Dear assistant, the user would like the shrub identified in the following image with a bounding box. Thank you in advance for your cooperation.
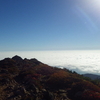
[47,70,69,89]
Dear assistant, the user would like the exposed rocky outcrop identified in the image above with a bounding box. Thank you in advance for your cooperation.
[12,55,23,62]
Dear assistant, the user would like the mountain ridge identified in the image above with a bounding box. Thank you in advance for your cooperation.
[83,73,100,80]
[0,55,100,100]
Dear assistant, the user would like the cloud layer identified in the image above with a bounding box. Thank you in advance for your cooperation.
[0,50,100,75]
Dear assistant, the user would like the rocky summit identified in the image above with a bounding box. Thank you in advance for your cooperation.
[0,56,100,100]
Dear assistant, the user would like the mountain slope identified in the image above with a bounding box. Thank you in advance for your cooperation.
[0,56,100,100]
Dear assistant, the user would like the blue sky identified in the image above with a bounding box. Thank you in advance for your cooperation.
[0,0,100,51]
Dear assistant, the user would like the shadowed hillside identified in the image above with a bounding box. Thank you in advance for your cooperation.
[0,55,100,100]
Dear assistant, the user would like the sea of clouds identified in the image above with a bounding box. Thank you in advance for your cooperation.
[0,50,100,75]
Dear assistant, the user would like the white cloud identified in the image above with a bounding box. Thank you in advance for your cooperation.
[0,50,100,75]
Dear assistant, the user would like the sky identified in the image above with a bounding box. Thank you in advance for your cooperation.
[0,0,100,51]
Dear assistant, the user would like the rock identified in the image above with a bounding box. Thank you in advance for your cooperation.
[59,89,67,93]
[13,95,21,100]
[5,85,14,91]
[42,89,47,92]
[20,86,27,94]
[42,90,54,100]
[59,93,68,100]
[74,91,83,99]
[31,84,39,93]
[12,55,23,62]
[57,90,70,100]
[30,58,40,64]
[13,86,27,97]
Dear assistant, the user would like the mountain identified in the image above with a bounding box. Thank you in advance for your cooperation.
[83,74,100,80]
[0,56,100,100]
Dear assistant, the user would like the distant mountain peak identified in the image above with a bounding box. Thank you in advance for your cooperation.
[83,73,100,80]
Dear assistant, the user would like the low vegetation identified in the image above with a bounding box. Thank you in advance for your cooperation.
[0,55,100,100]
